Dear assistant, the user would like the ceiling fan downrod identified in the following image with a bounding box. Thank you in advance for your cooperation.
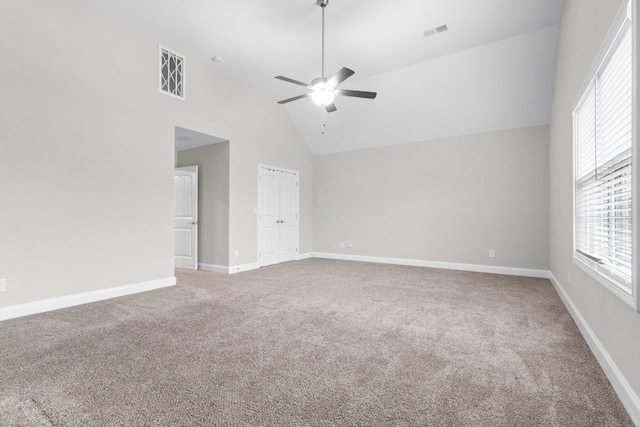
[319,0,328,79]
[274,0,377,112]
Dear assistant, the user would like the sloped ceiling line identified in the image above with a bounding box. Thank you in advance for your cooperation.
[84,0,566,155]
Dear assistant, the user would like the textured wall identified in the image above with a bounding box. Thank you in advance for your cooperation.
[549,0,640,405]
[177,143,230,267]
[0,0,312,307]
[0,0,175,306]
[314,126,550,270]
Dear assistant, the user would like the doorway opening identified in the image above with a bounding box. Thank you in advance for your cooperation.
[174,127,229,270]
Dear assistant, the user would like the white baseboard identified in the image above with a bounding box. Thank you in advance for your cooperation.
[549,273,640,425]
[298,252,313,260]
[198,263,229,274]
[199,262,260,274]
[0,276,176,322]
[228,262,260,274]
[312,252,550,279]
[3,259,637,424]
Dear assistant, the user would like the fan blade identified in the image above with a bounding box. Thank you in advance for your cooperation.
[327,67,355,87]
[275,76,312,88]
[325,103,337,113]
[337,89,377,99]
[278,93,310,104]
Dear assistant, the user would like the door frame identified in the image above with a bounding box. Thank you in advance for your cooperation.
[257,164,300,267]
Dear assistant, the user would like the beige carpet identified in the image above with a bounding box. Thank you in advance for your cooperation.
[0,259,633,426]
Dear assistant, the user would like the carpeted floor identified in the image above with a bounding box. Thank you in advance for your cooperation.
[0,259,634,426]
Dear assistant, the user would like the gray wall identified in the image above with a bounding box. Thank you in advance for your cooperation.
[227,123,314,265]
[0,0,312,307]
[550,0,640,402]
[314,126,550,270]
[177,143,230,267]
[0,0,174,306]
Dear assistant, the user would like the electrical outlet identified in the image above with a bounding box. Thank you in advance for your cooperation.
[234,250,239,258]
[0,279,6,292]
[347,243,353,248]
[339,242,345,248]
[489,250,495,258]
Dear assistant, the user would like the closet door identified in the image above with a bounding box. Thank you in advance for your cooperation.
[259,166,299,267]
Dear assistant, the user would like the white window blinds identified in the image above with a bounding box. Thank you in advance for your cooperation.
[574,10,633,293]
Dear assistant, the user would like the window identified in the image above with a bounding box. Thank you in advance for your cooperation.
[573,0,636,309]
[159,45,185,100]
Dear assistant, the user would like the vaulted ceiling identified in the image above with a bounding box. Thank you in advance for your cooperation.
[85,0,566,155]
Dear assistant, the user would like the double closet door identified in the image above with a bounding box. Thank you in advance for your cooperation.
[259,166,299,267]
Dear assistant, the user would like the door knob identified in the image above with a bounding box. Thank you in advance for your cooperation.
[190,221,198,225]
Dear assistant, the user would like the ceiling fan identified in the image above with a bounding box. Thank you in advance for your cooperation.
[275,0,377,113]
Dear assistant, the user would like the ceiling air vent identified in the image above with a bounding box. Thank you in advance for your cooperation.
[159,45,185,100]
[424,24,449,38]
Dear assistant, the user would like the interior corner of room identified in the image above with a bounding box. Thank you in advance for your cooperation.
[0,0,639,425]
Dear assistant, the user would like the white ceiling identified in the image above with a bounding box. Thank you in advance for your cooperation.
[85,0,566,155]
[175,126,227,152]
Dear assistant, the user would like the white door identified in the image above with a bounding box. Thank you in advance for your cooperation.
[259,166,299,267]
[174,166,198,269]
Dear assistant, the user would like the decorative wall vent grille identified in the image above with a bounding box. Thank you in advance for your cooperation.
[159,45,185,99]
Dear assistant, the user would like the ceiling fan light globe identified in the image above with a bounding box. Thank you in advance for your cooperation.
[311,89,335,106]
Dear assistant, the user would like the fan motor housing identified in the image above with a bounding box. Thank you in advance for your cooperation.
[311,77,329,87]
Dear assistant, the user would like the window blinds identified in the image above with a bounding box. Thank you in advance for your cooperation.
[574,18,633,291]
